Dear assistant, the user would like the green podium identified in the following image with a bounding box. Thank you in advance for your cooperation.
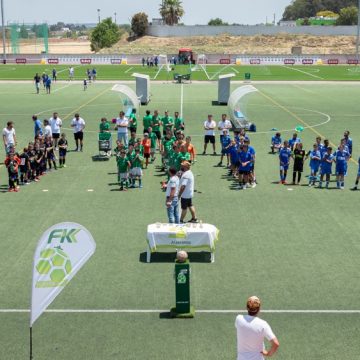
[170,259,195,318]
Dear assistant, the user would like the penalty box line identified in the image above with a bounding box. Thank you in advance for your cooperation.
[1,309,360,314]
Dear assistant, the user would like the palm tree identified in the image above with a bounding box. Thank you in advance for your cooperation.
[159,0,185,26]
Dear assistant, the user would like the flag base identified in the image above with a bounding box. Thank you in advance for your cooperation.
[170,306,195,318]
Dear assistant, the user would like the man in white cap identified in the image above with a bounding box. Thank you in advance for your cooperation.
[235,296,279,360]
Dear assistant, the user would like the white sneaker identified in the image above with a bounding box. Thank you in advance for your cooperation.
[251,183,256,188]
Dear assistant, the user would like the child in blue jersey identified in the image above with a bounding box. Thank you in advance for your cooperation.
[218,129,231,167]
[319,147,334,188]
[244,139,256,187]
[237,144,253,189]
[315,136,324,154]
[271,132,282,154]
[351,156,360,190]
[335,144,350,189]
[308,144,321,186]
[229,140,238,177]
[288,133,300,151]
[279,141,291,184]
[320,139,329,158]
[343,130,352,157]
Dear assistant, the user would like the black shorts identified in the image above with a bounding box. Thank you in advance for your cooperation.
[181,197,193,210]
[154,130,161,140]
[144,153,150,159]
[293,163,303,172]
[239,170,250,175]
[204,135,215,144]
[129,127,137,134]
[52,133,60,139]
[59,150,67,157]
[74,132,84,141]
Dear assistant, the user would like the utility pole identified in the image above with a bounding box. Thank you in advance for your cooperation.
[1,0,6,63]
[114,12,117,24]
[97,9,101,24]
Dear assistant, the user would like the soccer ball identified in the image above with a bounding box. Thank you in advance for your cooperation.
[36,247,72,285]
[176,250,188,263]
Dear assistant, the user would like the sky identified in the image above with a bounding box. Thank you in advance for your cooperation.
[3,0,292,25]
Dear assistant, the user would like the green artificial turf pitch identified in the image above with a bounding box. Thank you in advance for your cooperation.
[0,81,360,359]
[2,63,360,81]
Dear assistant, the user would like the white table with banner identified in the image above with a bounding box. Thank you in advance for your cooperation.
[146,223,219,263]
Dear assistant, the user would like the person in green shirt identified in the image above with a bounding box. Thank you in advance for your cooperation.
[143,110,153,134]
[178,144,191,165]
[151,110,162,148]
[116,150,131,191]
[129,109,137,134]
[174,111,185,133]
[128,132,137,147]
[148,127,157,162]
[129,147,144,188]
[99,117,110,133]
[161,110,174,136]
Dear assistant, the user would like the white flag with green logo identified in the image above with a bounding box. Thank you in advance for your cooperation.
[30,222,96,326]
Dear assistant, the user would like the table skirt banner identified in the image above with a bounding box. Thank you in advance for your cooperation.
[147,223,219,253]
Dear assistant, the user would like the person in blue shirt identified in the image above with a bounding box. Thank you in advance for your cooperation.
[45,76,51,94]
[351,156,360,190]
[244,138,256,187]
[343,130,352,157]
[308,144,321,186]
[279,141,292,184]
[92,68,97,81]
[288,133,300,151]
[320,139,329,158]
[271,132,282,154]
[32,115,43,138]
[334,144,350,189]
[315,136,324,154]
[229,140,238,177]
[237,144,253,190]
[319,147,334,189]
[218,129,231,167]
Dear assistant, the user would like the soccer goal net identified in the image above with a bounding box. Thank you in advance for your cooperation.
[191,54,209,79]
[154,54,171,79]
[228,85,258,129]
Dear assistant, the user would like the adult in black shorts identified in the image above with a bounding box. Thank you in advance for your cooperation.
[202,114,216,155]
[292,142,306,185]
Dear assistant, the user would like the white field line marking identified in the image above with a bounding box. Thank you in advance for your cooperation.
[1,309,360,314]
[57,65,82,74]
[209,64,232,80]
[180,83,184,119]
[231,67,239,74]
[125,66,134,74]
[52,83,71,93]
[283,65,324,80]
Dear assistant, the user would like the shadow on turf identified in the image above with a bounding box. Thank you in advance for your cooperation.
[139,251,212,263]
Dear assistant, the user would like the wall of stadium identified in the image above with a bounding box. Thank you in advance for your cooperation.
[147,25,358,37]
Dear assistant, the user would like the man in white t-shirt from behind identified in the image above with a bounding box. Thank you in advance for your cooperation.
[235,296,279,360]
[49,112,62,150]
[2,121,16,154]
[70,113,86,151]
[203,114,217,156]
[165,167,180,224]
[178,161,197,223]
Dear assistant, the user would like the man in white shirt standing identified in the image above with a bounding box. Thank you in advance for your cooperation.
[115,111,129,146]
[235,296,279,360]
[178,161,197,223]
[70,113,86,152]
[202,114,217,156]
[2,121,16,154]
[49,112,62,150]
[218,113,232,142]
[165,167,180,224]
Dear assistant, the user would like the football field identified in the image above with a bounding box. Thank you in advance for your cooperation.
[0,80,360,359]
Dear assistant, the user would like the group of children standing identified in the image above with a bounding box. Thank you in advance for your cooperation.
[273,131,358,189]
[4,120,68,192]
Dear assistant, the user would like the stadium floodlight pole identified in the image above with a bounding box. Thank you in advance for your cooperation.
[357,0,360,61]
[97,9,101,24]
[1,0,6,63]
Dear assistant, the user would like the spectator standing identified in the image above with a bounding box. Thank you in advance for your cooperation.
[202,114,216,155]
[32,115,43,138]
[34,73,41,94]
[70,113,86,152]
[178,161,197,223]
[49,112,62,150]
[2,121,16,154]
[165,167,180,224]
[218,114,232,143]
[43,119,52,139]
[115,111,129,146]
[235,296,279,360]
